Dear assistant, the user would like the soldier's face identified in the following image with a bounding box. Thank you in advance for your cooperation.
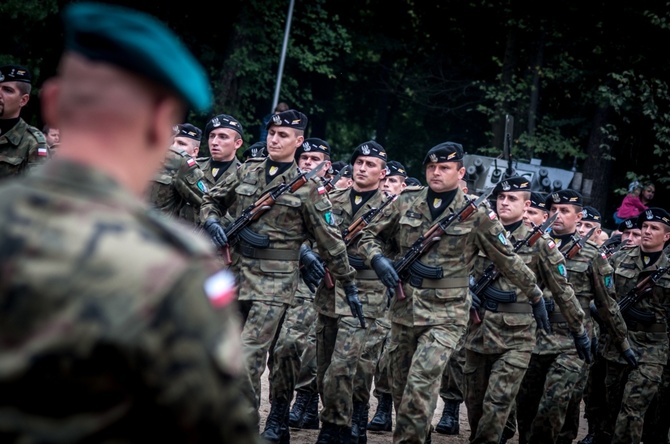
[172,136,199,157]
[425,162,465,193]
[382,175,406,195]
[548,204,581,235]
[46,128,60,147]
[0,81,29,119]
[298,152,329,177]
[577,220,601,240]
[267,126,303,163]
[639,221,670,252]
[352,156,386,192]
[208,128,242,162]
[523,207,548,228]
[496,191,529,224]
[621,228,642,247]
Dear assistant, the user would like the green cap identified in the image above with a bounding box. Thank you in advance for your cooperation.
[63,2,212,112]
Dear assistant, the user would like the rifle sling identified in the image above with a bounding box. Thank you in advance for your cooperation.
[486,302,532,314]
[409,276,468,289]
[548,299,592,323]
[238,244,300,261]
[355,269,379,280]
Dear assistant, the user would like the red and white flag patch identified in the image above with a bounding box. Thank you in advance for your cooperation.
[37,147,48,157]
[488,210,498,220]
[204,270,237,308]
[187,157,196,167]
[317,185,326,195]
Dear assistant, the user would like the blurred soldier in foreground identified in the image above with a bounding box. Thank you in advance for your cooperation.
[0,3,260,443]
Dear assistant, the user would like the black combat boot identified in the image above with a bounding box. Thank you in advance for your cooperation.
[350,402,365,444]
[316,422,340,444]
[338,425,352,444]
[578,433,594,444]
[300,391,320,429]
[358,404,369,444]
[261,399,290,443]
[435,400,460,435]
[367,393,392,432]
[289,390,310,428]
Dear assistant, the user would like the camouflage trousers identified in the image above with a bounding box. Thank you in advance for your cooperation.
[316,313,369,426]
[240,300,288,412]
[464,348,532,444]
[390,322,463,444]
[269,295,318,402]
[354,316,390,404]
[641,359,670,443]
[372,317,392,398]
[516,352,584,444]
[440,344,466,403]
[582,351,608,437]
[559,358,592,442]
[605,359,663,444]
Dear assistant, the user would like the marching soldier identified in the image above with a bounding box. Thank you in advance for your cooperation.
[358,142,551,444]
[199,113,244,185]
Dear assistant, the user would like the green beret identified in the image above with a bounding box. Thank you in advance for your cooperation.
[618,217,638,231]
[581,206,602,223]
[205,114,244,138]
[0,65,32,84]
[297,138,331,158]
[423,142,464,165]
[350,140,387,164]
[267,109,308,130]
[529,192,548,212]
[545,189,583,210]
[637,207,670,228]
[63,2,212,112]
[493,175,531,196]
[174,123,202,141]
[242,141,267,160]
[386,160,407,178]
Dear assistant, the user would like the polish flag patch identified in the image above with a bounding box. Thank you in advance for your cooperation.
[548,240,556,249]
[317,185,326,195]
[488,210,497,220]
[204,270,237,308]
[37,147,48,157]
[187,158,196,167]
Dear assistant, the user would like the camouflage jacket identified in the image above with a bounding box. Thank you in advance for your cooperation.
[604,246,669,365]
[0,118,50,180]
[314,187,390,319]
[466,222,584,354]
[147,146,208,223]
[198,156,240,186]
[358,187,542,334]
[0,159,261,443]
[200,158,355,304]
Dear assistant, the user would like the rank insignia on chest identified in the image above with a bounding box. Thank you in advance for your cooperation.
[498,232,508,245]
[211,167,219,177]
[269,166,279,176]
[558,264,567,277]
[643,255,651,265]
[433,198,442,208]
[355,195,362,205]
[553,238,562,249]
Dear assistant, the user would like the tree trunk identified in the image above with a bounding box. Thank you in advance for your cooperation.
[581,105,613,216]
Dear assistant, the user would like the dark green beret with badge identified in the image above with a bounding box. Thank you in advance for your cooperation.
[405,177,422,187]
[493,175,531,196]
[529,192,548,211]
[0,65,32,84]
[331,160,352,178]
[296,138,330,158]
[581,206,602,223]
[174,123,202,141]
[266,109,308,130]
[62,2,212,112]
[350,140,387,164]
[423,141,464,165]
[545,189,583,210]
[386,160,407,178]
[242,141,267,161]
[205,114,243,138]
[618,217,638,231]
[636,207,670,228]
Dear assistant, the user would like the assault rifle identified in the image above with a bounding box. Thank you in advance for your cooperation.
[220,161,327,264]
[469,212,558,324]
[617,245,670,314]
[601,238,630,259]
[559,226,597,260]
[391,188,494,300]
[323,166,345,193]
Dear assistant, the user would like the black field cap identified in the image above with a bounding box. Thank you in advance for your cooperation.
[386,160,407,178]
[405,177,422,187]
[350,140,387,164]
[0,65,32,84]
[493,175,531,196]
[205,114,244,138]
[637,207,670,228]
[62,2,211,112]
[297,138,330,157]
[242,141,267,160]
[266,109,308,130]
[545,189,583,210]
[581,206,602,223]
[331,160,352,178]
[423,142,464,165]
[529,192,548,211]
[618,217,638,231]
[174,123,202,141]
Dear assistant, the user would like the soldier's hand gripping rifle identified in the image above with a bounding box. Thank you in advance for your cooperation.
[600,238,630,259]
[469,212,558,324]
[617,244,670,314]
[391,188,494,300]
[219,161,327,265]
[560,225,597,260]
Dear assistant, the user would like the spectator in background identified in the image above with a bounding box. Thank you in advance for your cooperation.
[614,180,652,224]
[43,124,60,151]
[259,101,289,143]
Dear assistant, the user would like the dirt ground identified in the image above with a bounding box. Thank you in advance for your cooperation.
[258,368,589,444]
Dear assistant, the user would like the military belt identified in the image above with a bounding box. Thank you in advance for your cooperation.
[626,321,667,333]
[410,276,469,289]
[355,269,379,280]
[490,302,532,314]
[238,245,299,261]
[549,310,590,324]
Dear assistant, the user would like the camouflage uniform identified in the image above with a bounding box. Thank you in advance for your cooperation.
[516,237,630,444]
[0,159,260,443]
[358,187,545,444]
[603,246,670,444]
[198,155,240,187]
[199,158,356,415]
[148,146,208,225]
[314,187,389,428]
[0,118,50,179]
[466,222,585,444]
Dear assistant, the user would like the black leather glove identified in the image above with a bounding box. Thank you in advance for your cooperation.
[622,348,638,368]
[203,217,228,248]
[371,254,399,290]
[573,331,593,364]
[299,245,325,292]
[470,289,481,312]
[531,297,552,335]
[344,283,366,328]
